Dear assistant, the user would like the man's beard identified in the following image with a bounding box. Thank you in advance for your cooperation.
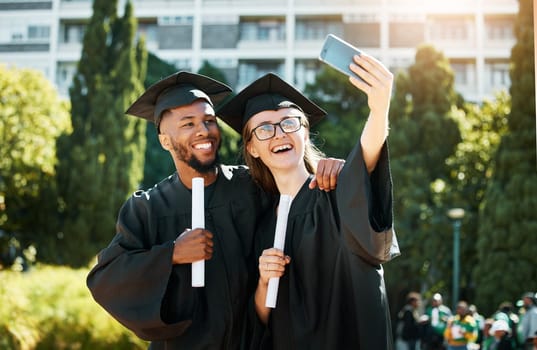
[172,139,220,174]
[188,153,220,173]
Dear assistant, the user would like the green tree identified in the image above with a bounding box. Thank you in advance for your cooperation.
[0,65,70,268]
[145,51,178,86]
[198,61,228,85]
[440,92,510,304]
[384,45,461,304]
[54,0,147,266]
[474,0,537,315]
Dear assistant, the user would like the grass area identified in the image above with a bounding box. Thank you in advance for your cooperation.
[0,265,148,350]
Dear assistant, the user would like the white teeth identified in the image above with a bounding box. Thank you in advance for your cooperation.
[272,144,292,153]
[194,142,211,150]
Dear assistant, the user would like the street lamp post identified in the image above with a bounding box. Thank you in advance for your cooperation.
[447,208,465,311]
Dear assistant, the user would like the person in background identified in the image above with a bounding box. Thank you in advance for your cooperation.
[444,301,478,350]
[423,293,452,350]
[470,304,485,346]
[86,71,343,349]
[493,301,521,349]
[217,50,398,349]
[483,319,514,350]
[397,292,423,350]
[481,318,495,350]
[519,292,537,350]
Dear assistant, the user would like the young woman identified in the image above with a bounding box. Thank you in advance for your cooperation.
[218,53,399,349]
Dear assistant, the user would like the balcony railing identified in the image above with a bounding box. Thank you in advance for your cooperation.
[0,0,52,10]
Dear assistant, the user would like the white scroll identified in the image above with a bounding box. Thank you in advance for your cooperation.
[265,194,292,308]
[191,177,205,287]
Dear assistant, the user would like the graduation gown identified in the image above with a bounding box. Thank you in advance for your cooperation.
[251,141,400,350]
[87,165,266,349]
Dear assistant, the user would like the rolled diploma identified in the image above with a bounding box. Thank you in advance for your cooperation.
[265,194,292,308]
[191,177,205,287]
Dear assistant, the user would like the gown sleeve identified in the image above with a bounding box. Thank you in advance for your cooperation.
[86,193,192,341]
[336,140,400,265]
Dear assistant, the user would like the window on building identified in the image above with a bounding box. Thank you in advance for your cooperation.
[294,59,321,89]
[62,23,85,44]
[159,16,193,26]
[485,19,514,41]
[429,18,469,41]
[239,19,285,42]
[389,22,425,47]
[137,23,158,44]
[28,25,50,41]
[237,60,284,87]
[451,60,476,89]
[452,62,468,85]
[295,18,342,41]
[343,22,381,47]
[488,61,510,86]
[56,61,77,96]
[11,33,24,42]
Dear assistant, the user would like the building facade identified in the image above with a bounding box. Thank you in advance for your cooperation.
[0,0,518,102]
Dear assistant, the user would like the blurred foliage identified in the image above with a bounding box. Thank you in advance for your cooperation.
[304,66,369,157]
[0,265,147,349]
[0,65,71,269]
[474,0,537,316]
[381,44,463,310]
[53,0,147,266]
[442,92,510,306]
[140,52,177,189]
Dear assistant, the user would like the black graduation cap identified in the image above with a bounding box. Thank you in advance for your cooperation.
[126,71,232,129]
[217,73,327,134]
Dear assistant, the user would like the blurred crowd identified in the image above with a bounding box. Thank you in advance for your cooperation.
[395,291,537,350]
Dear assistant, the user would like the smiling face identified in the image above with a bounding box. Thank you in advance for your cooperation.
[158,99,221,174]
[245,107,308,173]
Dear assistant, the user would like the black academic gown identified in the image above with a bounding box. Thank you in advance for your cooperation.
[251,141,400,350]
[87,165,267,349]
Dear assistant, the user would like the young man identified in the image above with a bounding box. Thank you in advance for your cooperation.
[86,71,342,349]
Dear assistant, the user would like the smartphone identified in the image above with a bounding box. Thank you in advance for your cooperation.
[318,34,363,81]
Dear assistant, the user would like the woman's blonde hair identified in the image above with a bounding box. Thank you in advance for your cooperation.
[242,114,325,194]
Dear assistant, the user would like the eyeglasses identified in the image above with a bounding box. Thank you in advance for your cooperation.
[250,116,303,141]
